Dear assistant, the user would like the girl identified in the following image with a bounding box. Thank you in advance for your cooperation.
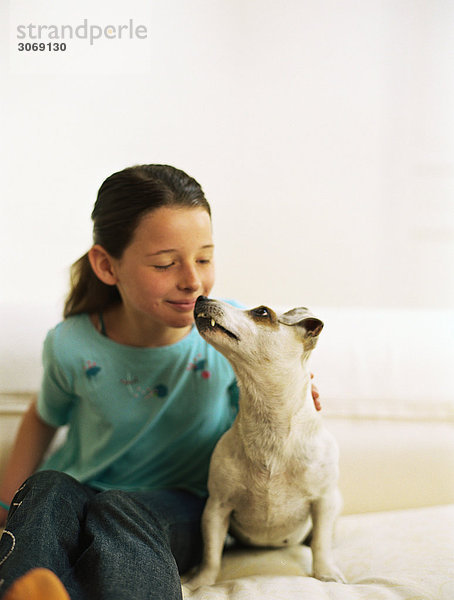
[0,164,320,600]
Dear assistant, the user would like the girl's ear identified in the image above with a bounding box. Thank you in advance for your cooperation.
[88,245,118,286]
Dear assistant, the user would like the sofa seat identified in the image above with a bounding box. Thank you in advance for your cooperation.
[183,503,454,599]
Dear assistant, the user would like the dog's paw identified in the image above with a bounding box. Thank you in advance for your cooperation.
[313,562,346,583]
[182,569,217,592]
[182,582,201,598]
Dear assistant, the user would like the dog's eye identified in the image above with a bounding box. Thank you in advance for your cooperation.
[252,306,270,318]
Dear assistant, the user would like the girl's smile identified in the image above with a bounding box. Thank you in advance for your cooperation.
[167,299,199,312]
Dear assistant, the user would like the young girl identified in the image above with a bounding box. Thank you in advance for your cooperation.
[0,164,320,600]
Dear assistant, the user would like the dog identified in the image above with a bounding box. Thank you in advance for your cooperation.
[184,296,345,591]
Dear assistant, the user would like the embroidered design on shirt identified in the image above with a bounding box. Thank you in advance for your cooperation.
[120,374,168,400]
[187,354,211,379]
[120,376,139,386]
[146,384,168,398]
[84,360,101,378]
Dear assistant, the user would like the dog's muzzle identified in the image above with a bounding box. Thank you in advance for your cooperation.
[194,296,240,341]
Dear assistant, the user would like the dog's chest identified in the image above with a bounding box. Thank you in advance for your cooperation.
[227,463,313,546]
[238,451,325,504]
[239,427,334,496]
[209,421,337,546]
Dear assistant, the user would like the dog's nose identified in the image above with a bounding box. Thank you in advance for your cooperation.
[195,296,209,312]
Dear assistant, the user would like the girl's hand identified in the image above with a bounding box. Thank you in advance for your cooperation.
[311,373,321,411]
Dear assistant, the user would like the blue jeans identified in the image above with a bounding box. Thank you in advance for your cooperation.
[0,471,206,599]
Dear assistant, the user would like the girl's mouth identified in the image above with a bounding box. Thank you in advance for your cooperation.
[167,300,197,312]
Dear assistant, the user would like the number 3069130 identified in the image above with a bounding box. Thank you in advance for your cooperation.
[18,42,67,51]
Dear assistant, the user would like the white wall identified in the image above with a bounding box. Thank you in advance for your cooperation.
[1,0,454,392]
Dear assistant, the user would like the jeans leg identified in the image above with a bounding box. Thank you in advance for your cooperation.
[0,470,96,598]
[0,476,206,600]
[67,489,206,600]
[132,488,206,574]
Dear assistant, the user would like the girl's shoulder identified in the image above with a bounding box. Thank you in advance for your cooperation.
[46,313,93,342]
[43,313,98,361]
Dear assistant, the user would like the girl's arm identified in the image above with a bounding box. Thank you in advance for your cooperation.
[0,399,57,526]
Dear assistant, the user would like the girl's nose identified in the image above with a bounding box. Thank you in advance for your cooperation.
[177,264,201,292]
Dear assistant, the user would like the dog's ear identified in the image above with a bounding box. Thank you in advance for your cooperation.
[278,308,324,337]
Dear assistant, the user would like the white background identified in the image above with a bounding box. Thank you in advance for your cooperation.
[1,0,454,391]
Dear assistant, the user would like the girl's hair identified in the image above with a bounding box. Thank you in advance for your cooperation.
[64,164,211,318]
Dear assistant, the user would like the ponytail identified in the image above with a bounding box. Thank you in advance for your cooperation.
[63,253,120,318]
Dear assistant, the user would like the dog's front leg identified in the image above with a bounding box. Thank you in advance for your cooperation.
[310,491,346,583]
[183,496,231,591]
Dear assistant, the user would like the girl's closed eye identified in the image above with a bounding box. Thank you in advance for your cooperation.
[153,263,175,271]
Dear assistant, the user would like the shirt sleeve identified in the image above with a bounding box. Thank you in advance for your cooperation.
[37,328,75,427]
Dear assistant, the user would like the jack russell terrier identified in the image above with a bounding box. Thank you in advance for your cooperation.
[184,297,345,591]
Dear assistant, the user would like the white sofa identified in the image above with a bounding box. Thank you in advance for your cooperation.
[1,306,454,600]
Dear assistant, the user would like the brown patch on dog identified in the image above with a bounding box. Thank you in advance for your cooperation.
[248,306,279,328]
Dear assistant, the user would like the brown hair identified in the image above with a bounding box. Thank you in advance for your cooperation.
[64,164,211,318]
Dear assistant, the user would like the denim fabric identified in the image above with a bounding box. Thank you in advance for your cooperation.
[0,471,206,599]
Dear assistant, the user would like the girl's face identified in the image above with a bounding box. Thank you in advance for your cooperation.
[109,206,215,341]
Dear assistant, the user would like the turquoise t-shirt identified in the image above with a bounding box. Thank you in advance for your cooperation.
[37,313,238,497]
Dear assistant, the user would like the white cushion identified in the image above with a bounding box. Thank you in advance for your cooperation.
[183,504,454,599]
[329,418,454,513]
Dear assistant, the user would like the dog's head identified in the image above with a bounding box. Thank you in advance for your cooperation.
[194,296,323,369]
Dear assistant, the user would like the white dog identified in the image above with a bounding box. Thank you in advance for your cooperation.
[185,297,345,591]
